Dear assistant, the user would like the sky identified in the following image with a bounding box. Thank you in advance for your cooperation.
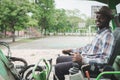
[54,0,107,17]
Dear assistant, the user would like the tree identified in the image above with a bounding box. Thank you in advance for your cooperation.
[52,9,68,34]
[85,17,95,27]
[65,9,85,32]
[0,0,31,42]
[35,0,55,36]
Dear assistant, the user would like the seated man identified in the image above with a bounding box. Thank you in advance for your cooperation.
[54,6,114,80]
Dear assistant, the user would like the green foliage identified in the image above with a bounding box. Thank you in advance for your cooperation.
[52,9,85,33]
[0,0,91,39]
[0,0,32,42]
[85,17,95,28]
[34,0,55,35]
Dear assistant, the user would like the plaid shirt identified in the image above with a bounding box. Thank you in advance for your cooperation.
[81,27,114,63]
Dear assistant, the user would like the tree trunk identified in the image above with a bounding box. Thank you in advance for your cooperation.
[11,27,16,42]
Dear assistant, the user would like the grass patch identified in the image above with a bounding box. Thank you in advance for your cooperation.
[0,37,42,49]
[9,38,40,46]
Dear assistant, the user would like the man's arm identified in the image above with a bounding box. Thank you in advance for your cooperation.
[62,49,73,55]
[101,33,114,57]
[62,44,91,55]
[72,52,83,63]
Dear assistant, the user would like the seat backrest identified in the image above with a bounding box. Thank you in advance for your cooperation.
[108,33,120,65]
[108,13,120,66]
[112,56,120,80]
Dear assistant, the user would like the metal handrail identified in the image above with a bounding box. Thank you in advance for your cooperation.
[96,71,120,80]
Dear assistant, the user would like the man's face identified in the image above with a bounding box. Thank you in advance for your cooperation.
[95,13,109,29]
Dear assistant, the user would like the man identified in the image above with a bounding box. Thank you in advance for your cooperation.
[54,6,114,80]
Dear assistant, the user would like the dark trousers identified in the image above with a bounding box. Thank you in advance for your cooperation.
[54,56,73,80]
[54,56,118,80]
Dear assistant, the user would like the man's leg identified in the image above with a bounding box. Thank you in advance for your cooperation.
[56,56,72,63]
[54,61,73,80]
[54,56,73,80]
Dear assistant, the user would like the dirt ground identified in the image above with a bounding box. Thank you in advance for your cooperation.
[1,36,93,80]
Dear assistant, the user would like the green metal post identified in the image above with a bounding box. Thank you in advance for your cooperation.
[96,71,120,80]
[108,0,117,30]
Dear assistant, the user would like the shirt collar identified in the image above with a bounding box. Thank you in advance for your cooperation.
[97,27,110,34]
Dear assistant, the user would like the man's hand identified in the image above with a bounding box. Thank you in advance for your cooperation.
[72,52,82,63]
[62,49,72,55]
